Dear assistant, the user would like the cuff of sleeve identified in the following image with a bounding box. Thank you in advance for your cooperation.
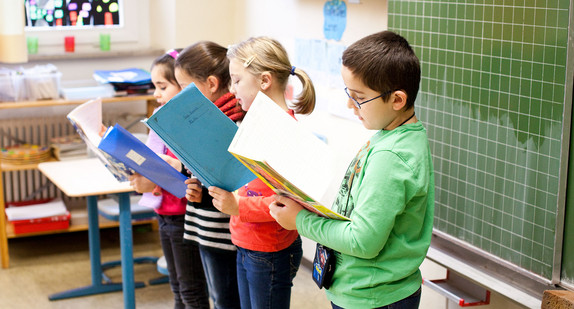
[295,209,313,232]
[237,196,247,220]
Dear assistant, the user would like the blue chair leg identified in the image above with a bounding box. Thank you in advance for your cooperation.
[148,275,170,285]
[148,256,169,285]
[101,257,160,285]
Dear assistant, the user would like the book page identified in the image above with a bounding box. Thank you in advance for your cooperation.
[66,98,103,147]
[229,92,336,207]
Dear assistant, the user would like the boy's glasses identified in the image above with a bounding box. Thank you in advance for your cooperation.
[344,87,393,109]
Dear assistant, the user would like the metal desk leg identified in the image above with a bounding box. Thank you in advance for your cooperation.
[49,196,123,300]
[118,192,136,309]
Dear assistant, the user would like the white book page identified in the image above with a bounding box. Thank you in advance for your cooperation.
[66,98,103,147]
[229,92,336,206]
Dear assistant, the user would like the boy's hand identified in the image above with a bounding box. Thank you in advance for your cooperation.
[208,187,239,216]
[129,173,157,193]
[269,195,303,230]
[185,178,203,203]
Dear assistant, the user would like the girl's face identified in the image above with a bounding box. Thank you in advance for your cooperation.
[341,65,396,130]
[174,68,217,102]
[229,58,261,111]
[151,65,181,105]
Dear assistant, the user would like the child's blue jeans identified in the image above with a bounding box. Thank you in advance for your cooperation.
[198,245,240,309]
[236,236,303,309]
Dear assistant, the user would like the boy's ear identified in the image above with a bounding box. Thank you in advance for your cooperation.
[206,75,220,95]
[260,71,272,91]
[392,90,408,111]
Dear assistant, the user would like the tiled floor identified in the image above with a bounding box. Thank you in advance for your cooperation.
[0,224,330,309]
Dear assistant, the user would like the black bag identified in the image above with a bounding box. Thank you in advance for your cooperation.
[312,243,335,289]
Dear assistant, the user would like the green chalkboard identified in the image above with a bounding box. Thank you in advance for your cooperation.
[388,1,572,282]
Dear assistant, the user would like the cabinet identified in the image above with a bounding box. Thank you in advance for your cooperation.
[0,95,158,268]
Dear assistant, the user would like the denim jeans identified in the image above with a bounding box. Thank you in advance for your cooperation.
[236,236,303,309]
[331,287,422,309]
[158,214,209,309]
[198,245,240,309]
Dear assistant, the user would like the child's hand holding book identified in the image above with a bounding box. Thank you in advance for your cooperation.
[269,194,303,230]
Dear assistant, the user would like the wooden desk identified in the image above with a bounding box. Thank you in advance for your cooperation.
[38,158,140,309]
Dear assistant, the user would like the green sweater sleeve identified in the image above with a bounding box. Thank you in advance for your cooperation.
[296,150,414,259]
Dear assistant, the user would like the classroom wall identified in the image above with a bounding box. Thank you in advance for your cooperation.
[149,0,241,50]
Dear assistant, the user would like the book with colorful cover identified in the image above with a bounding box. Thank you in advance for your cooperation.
[144,83,256,192]
[228,92,350,221]
[66,98,133,182]
[98,123,188,198]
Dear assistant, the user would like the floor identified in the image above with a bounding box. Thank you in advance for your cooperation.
[0,224,330,309]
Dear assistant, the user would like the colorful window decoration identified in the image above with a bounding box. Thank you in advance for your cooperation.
[25,0,121,28]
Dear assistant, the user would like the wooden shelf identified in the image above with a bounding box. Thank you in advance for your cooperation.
[0,94,155,110]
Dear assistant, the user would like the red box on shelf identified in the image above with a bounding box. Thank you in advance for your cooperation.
[10,212,71,235]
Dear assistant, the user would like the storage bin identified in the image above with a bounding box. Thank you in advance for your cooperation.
[0,69,26,102]
[23,68,62,101]
[11,212,71,234]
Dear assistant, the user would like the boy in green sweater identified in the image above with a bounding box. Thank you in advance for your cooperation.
[269,31,435,309]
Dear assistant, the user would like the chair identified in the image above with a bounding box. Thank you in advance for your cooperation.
[148,255,170,285]
[97,195,166,286]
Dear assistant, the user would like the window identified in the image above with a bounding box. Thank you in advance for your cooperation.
[23,0,149,54]
[25,0,122,28]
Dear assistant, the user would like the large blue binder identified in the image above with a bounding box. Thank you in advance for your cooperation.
[144,84,255,192]
[98,124,188,198]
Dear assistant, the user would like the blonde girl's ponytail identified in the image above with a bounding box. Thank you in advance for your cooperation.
[289,66,316,115]
[228,37,316,115]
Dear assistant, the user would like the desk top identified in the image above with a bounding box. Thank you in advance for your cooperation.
[38,158,133,197]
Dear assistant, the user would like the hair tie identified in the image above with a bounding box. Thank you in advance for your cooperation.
[290,66,296,76]
[166,49,179,59]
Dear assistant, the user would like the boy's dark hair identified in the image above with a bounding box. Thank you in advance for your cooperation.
[175,41,231,91]
[151,48,182,86]
[342,31,420,110]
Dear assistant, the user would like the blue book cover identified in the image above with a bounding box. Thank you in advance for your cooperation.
[98,123,188,198]
[93,68,151,85]
[144,84,256,192]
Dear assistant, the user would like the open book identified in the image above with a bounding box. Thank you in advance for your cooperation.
[66,98,133,182]
[144,84,256,192]
[228,92,350,220]
[98,123,188,198]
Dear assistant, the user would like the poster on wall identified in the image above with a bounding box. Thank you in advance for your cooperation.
[323,0,347,41]
[25,0,122,28]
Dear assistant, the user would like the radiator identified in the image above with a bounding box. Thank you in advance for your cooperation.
[1,112,137,204]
